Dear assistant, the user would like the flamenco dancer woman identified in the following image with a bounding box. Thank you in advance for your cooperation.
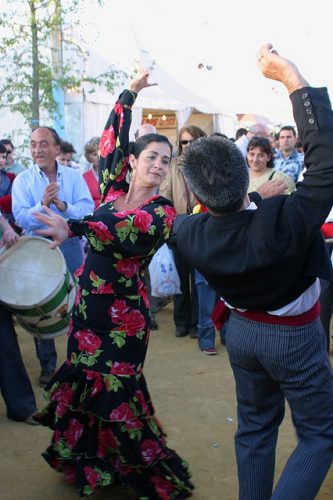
[33,70,194,499]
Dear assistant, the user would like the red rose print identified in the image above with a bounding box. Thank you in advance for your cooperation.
[100,125,116,158]
[125,417,144,430]
[53,430,61,444]
[151,476,174,499]
[116,161,128,183]
[51,383,74,417]
[63,418,84,449]
[140,439,161,464]
[121,309,145,336]
[114,219,130,230]
[99,282,114,293]
[91,282,114,294]
[138,279,150,308]
[108,299,129,322]
[67,319,73,338]
[87,221,114,243]
[85,370,103,397]
[97,428,118,458]
[134,389,150,415]
[133,210,153,233]
[89,270,99,282]
[74,330,102,355]
[88,414,97,428]
[74,262,85,278]
[162,205,177,228]
[114,101,124,118]
[114,457,132,476]
[104,187,123,203]
[115,258,140,278]
[50,456,61,469]
[111,361,136,376]
[63,465,76,484]
[110,402,135,422]
[74,286,81,307]
[84,466,101,489]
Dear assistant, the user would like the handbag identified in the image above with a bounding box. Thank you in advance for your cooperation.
[149,243,181,297]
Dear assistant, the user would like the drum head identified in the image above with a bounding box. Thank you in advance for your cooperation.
[0,236,66,308]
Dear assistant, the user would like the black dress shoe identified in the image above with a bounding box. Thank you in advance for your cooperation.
[150,314,159,330]
[39,369,55,387]
[8,413,40,426]
[24,414,40,426]
[175,326,189,337]
[189,327,198,339]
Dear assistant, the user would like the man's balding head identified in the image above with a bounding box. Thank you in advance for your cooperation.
[135,123,157,139]
[248,123,270,139]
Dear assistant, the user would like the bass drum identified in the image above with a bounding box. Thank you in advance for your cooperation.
[0,236,76,339]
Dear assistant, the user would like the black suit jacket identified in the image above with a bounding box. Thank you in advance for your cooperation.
[176,87,333,310]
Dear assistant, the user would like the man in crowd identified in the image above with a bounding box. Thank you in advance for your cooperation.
[175,43,333,499]
[0,139,25,174]
[12,126,94,387]
[235,122,270,157]
[56,140,79,169]
[273,125,304,182]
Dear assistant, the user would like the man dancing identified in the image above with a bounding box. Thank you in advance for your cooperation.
[175,43,333,499]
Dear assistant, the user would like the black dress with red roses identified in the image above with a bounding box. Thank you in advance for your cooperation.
[34,89,194,499]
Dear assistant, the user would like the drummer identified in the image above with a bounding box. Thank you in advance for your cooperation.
[0,210,38,424]
[11,127,94,387]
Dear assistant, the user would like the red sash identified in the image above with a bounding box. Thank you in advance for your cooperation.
[211,299,320,330]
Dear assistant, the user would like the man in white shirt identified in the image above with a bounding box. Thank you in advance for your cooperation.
[235,123,270,157]
[12,126,94,387]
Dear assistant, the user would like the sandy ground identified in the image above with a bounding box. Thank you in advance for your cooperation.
[0,303,332,500]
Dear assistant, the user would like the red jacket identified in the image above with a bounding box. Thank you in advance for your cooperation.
[0,172,15,214]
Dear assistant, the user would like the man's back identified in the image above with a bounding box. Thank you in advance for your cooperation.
[177,88,333,310]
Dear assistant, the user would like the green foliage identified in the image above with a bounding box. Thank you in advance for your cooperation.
[0,0,127,129]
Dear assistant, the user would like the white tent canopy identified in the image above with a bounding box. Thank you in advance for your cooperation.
[64,48,235,153]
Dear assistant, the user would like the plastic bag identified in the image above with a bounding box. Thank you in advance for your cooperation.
[149,243,181,297]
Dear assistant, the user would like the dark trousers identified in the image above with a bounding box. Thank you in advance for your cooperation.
[171,243,198,330]
[319,277,333,352]
[319,242,333,352]
[226,312,333,500]
[0,303,37,420]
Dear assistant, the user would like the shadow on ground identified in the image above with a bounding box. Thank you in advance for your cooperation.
[1,304,332,499]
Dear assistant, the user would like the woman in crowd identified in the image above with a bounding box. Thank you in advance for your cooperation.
[247,136,295,193]
[0,142,15,224]
[79,136,100,174]
[33,70,194,499]
[83,139,101,209]
[160,125,206,338]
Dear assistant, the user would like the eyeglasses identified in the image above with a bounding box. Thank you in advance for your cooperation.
[180,139,194,146]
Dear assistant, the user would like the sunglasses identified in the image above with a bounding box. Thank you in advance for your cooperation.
[180,139,194,146]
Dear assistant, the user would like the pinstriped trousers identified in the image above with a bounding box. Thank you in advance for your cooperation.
[226,312,333,500]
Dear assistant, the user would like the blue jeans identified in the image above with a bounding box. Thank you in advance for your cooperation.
[34,236,84,372]
[0,303,37,420]
[195,271,224,349]
[226,312,333,500]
